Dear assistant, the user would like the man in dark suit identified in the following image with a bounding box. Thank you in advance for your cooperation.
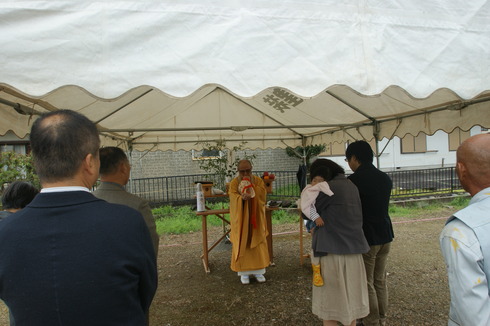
[94,146,159,256]
[0,110,157,326]
[346,140,394,326]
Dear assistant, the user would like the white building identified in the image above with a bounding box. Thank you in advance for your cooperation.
[325,126,487,172]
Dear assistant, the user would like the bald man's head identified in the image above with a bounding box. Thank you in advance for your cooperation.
[456,133,490,195]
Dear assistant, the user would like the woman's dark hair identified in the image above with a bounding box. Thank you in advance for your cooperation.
[2,181,39,210]
[345,140,374,164]
[30,110,100,183]
[309,159,345,182]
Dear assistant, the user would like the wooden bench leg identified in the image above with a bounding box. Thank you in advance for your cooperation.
[201,215,210,273]
[300,214,310,265]
[300,215,304,265]
[266,210,274,266]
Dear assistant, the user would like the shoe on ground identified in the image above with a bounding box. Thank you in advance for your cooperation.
[240,275,250,285]
[254,274,266,283]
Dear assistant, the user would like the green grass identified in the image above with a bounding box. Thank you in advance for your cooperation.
[271,184,300,197]
[153,196,471,235]
[153,202,299,235]
[267,182,466,200]
[270,209,298,225]
[391,188,466,199]
[153,202,232,235]
[389,196,470,219]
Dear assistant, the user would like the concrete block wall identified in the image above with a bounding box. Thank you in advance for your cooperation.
[129,148,302,179]
[129,150,197,179]
[246,148,301,172]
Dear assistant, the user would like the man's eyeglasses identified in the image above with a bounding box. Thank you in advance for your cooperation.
[238,169,252,173]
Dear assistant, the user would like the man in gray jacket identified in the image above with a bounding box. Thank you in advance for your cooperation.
[94,147,159,256]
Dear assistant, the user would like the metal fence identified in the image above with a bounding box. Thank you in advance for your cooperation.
[127,173,220,206]
[128,167,464,207]
[387,167,462,198]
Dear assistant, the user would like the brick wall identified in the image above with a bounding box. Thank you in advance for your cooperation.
[129,148,302,179]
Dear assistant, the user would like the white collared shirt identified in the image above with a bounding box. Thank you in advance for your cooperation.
[40,186,91,193]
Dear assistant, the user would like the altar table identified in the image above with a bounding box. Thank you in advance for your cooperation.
[195,206,278,273]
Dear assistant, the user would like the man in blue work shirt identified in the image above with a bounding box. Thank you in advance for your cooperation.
[440,133,490,325]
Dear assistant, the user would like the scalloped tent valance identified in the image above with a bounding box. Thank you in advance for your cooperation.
[2,83,489,151]
[1,1,489,151]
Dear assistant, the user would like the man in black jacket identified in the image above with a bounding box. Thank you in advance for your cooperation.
[0,110,157,325]
[346,140,394,326]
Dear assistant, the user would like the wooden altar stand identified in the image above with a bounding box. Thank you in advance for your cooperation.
[196,206,278,273]
[299,210,311,265]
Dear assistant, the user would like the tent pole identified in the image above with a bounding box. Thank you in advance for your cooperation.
[0,98,43,115]
[127,140,134,193]
[302,137,308,186]
[376,118,401,167]
[94,89,153,125]
[374,121,381,168]
[302,136,307,166]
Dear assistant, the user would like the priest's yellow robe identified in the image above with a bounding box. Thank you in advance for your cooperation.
[229,175,270,272]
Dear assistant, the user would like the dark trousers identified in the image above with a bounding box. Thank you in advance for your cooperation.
[362,243,391,326]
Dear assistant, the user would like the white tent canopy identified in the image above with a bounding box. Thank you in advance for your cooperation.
[1,1,489,151]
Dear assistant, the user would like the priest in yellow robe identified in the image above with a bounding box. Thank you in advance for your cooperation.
[229,159,270,284]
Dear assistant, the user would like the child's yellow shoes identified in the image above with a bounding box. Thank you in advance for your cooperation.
[312,263,324,287]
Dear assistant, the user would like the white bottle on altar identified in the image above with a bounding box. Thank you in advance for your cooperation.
[196,183,206,212]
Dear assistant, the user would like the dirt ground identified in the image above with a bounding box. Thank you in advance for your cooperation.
[0,209,452,326]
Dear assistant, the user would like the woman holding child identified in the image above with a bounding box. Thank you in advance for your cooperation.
[308,159,370,326]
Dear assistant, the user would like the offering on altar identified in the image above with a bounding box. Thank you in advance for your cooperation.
[262,171,275,180]
[262,172,275,194]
